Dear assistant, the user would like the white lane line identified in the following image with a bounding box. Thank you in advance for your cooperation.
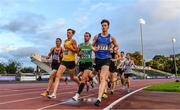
[103,86,150,110]
[0,87,75,98]
[37,86,124,110]
[37,93,97,110]
[0,88,47,92]
[0,87,98,105]
[0,90,76,105]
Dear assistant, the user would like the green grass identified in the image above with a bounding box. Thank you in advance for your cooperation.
[144,82,180,92]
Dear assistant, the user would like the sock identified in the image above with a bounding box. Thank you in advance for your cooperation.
[77,83,85,94]
[97,97,101,102]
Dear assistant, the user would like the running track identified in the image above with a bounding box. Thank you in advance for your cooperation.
[0,79,174,110]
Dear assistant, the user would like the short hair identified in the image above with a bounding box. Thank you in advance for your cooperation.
[120,51,124,54]
[101,19,110,26]
[85,32,91,38]
[56,38,62,42]
[67,28,75,35]
[126,53,131,56]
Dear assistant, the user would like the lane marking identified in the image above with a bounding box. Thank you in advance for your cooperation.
[103,86,150,110]
[0,87,98,105]
[0,86,76,98]
[37,93,97,110]
[37,86,124,110]
[0,90,76,105]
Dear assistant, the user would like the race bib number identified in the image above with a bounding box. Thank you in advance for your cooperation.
[64,50,69,55]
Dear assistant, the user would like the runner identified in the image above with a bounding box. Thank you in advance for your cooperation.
[92,19,119,106]
[117,51,126,88]
[40,38,67,97]
[72,32,94,101]
[123,53,136,92]
[48,28,80,99]
[109,46,119,94]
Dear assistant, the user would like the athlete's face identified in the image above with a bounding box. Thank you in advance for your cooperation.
[120,52,124,57]
[126,54,130,59]
[67,30,73,39]
[114,48,118,53]
[56,39,61,47]
[101,22,109,32]
[84,33,90,42]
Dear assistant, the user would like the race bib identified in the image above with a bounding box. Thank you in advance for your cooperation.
[64,50,69,55]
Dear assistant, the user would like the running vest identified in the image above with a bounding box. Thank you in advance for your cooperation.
[124,59,133,73]
[62,39,76,61]
[79,43,92,63]
[52,48,62,64]
[95,33,111,59]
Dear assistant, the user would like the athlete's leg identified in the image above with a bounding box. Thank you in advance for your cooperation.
[72,69,91,101]
[97,65,109,101]
[47,70,56,91]
[127,76,131,92]
[120,73,125,87]
[110,72,117,94]
[69,68,80,85]
[41,70,56,96]
[48,65,66,98]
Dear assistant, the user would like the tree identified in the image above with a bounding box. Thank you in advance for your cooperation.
[21,67,34,73]
[5,60,21,74]
[0,63,5,74]
[130,51,143,66]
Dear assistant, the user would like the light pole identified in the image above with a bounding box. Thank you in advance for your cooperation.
[139,18,146,78]
[172,38,177,78]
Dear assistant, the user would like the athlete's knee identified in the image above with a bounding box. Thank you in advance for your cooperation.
[70,76,76,81]
[49,74,55,79]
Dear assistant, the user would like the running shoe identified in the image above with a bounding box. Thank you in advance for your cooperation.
[94,99,101,106]
[110,91,114,95]
[48,94,56,99]
[72,93,79,101]
[86,84,89,92]
[90,82,94,88]
[102,93,108,99]
[65,77,68,85]
[108,81,111,88]
[40,91,49,97]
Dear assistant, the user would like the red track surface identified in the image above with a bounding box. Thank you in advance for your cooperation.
[0,79,174,110]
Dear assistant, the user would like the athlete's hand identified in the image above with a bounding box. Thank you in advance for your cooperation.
[93,47,99,52]
[46,56,50,59]
[79,51,83,56]
[109,48,113,52]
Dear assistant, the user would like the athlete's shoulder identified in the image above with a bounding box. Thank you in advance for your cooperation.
[110,35,115,39]
[93,35,98,40]
[79,43,84,46]
[50,47,56,51]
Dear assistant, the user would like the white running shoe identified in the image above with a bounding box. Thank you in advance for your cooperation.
[122,85,126,90]
[72,93,79,101]
[92,76,98,84]
[48,94,56,99]
[127,89,130,93]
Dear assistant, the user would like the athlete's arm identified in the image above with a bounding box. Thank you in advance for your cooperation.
[65,40,78,53]
[77,44,82,56]
[91,35,98,52]
[111,54,119,62]
[47,47,55,59]
[60,47,63,58]
[111,36,119,50]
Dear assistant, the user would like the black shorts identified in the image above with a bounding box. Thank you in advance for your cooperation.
[51,63,60,70]
[109,63,117,73]
[118,68,125,76]
[124,73,133,78]
[79,62,92,72]
[95,58,111,71]
[61,61,75,69]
